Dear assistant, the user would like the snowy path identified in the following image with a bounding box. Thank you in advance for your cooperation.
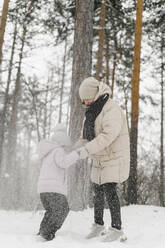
[0,205,165,248]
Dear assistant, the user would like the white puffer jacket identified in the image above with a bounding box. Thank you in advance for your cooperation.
[37,140,79,195]
[76,82,130,184]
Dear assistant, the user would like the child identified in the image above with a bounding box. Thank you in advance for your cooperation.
[37,124,80,241]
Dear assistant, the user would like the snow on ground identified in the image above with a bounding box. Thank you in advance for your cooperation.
[0,205,165,248]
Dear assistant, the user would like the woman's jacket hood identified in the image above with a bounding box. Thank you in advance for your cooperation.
[94,81,112,101]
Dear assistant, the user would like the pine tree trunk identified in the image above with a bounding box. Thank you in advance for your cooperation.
[69,0,94,210]
[160,33,164,206]
[24,128,32,206]
[105,30,110,85]
[69,0,94,142]
[4,26,26,209]
[66,96,70,128]
[0,20,17,172]
[7,26,26,150]
[43,84,49,138]
[59,39,67,123]
[127,0,143,204]
[111,35,118,98]
[111,52,116,98]
[0,0,10,65]
[123,88,130,133]
[48,83,53,137]
[32,91,41,142]
[96,0,106,80]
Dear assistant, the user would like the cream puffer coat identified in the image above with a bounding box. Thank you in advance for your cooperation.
[76,82,130,184]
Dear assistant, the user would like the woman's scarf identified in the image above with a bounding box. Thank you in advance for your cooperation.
[83,93,109,141]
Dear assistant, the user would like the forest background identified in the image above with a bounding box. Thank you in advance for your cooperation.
[0,0,164,211]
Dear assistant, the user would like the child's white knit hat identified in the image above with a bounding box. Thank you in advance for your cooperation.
[51,123,71,146]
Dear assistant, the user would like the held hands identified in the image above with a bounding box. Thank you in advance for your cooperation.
[76,147,89,159]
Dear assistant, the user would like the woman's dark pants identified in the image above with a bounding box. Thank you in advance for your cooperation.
[93,182,122,230]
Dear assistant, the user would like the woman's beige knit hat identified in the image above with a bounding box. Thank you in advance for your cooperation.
[79,77,100,101]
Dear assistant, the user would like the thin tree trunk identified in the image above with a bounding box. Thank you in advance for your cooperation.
[48,82,53,138]
[4,26,26,209]
[19,127,32,209]
[127,0,143,204]
[96,0,106,80]
[69,0,94,210]
[0,20,17,172]
[59,38,67,123]
[46,68,54,138]
[43,84,49,138]
[66,97,70,128]
[48,100,52,138]
[8,26,26,147]
[122,84,130,133]
[0,0,10,65]
[160,32,164,207]
[111,35,118,98]
[111,52,116,98]
[32,91,41,142]
[105,30,110,85]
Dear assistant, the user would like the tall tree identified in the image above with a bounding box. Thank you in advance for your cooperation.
[0,19,18,172]
[69,0,94,210]
[59,39,68,123]
[4,25,27,209]
[3,0,38,209]
[127,0,143,204]
[160,32,164,206]
[95,0,106,80]
[0,0,10,65]
[105,29,110,85]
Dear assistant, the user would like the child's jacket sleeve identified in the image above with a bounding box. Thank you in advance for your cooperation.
[54,148,80,169]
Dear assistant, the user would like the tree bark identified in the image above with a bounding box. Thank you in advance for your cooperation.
[96,0,106,80]
[69,0,94,142]
[0,0,10,65]
[69,0,94,210]
[111,51,117,98]
[4,26,27,209]
[111,32,118,98]
[160,32,164,207]
[105,30,110,85]
[59,39,67,123]
[0,20,17,172]
[127,0,143,204]
[43,84,49,138]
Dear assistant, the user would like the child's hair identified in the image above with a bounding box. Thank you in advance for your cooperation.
[51,123,72,147]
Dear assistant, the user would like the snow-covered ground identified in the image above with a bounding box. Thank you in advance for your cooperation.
[0,205,164,248]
